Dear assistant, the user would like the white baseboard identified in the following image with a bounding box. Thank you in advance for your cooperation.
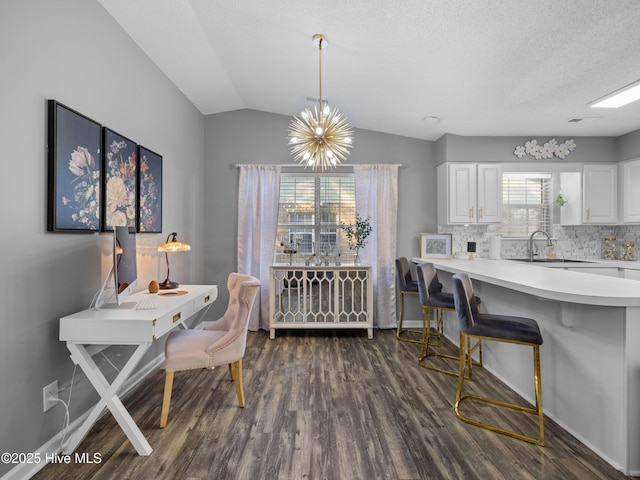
[2,353,165,480]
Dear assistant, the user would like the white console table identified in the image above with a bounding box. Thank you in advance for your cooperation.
[269,265,373,339]
[59,285,217,456]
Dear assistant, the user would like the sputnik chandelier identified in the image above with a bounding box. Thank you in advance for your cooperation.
[288,34,354,171]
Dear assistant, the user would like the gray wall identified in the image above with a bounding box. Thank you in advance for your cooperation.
[438,133,618,164]
[203,109,436,312]
[0,0,206,473]
[618,129,640,161]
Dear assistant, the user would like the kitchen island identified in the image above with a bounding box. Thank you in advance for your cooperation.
[412,257,640,476]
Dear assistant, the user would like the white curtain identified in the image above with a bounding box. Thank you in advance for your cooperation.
[237,165,280,331]
[354,164,399,329]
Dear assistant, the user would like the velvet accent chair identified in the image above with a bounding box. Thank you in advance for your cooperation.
[395,257,421,343]
[451,272,544,445]
[159,273,260,428]
[416,262,482,377]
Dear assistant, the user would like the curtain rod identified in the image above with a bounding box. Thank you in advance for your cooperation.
[232,163,407,168]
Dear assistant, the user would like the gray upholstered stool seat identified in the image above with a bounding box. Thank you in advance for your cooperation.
[463,313,542,345]
[452,272,544,445]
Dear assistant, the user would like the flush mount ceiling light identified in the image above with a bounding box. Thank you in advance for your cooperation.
[288,34,354,171]
[589,79,640,108]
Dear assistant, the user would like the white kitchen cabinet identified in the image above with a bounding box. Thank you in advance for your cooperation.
[622,158,640,223]
[559,172,582,226]
[583,164,617,224]
[437,163,502,225]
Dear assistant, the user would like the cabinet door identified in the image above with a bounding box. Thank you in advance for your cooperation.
[448,164,477,224]
[477,164,502,223]
[623,158,640,223]
[583,164,617,224]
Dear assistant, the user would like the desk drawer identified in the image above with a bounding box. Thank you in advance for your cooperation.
[153,302,195,339]
[193,289,215,313]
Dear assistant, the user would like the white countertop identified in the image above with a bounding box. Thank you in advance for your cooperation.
[411,257,640,307]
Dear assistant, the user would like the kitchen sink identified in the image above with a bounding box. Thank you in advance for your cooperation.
[508,258,594,263]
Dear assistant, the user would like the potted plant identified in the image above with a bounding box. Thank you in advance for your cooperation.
[340,214,372,265]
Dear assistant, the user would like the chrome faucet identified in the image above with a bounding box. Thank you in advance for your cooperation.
[529,230,552,261]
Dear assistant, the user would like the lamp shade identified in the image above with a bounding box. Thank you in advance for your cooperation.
[158,239,191,253]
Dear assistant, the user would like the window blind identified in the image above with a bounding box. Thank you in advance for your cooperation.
[277,173,355,253]
[496,173,552,237]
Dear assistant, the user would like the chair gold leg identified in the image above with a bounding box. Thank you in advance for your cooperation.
[228,363,235,381]
[534,345,544,446]
[160,371,174,428]
[418,307,461,377]
[397,291,422,343]
[231,359,246,407]
[455,333,544,446]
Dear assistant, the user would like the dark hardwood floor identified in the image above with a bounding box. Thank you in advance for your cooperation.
[33,329,630,480]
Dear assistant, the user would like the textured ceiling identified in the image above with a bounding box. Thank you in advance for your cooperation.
[98,0,640,141]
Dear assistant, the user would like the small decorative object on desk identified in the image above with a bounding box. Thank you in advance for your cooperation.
[603,236,618,260]
[341,214,372,265]
[619,240,636,261]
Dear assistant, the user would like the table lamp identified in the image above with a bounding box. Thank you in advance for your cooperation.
[157,232,191,289]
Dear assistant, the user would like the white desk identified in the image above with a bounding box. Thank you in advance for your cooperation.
[59,285,217,456]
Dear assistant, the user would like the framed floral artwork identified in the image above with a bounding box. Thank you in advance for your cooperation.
[420,233,453,259]
[102,128,137,231]
[137,145,162,233]
[47,100,102,232]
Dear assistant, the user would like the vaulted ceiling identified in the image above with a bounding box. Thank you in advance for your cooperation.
[99,0,640,141]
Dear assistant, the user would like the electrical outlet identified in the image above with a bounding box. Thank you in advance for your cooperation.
[43,380,58,412]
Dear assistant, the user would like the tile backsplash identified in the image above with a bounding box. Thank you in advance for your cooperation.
[441,224,640,260]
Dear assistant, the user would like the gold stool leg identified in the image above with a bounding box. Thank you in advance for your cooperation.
[396,291,406,339]
[455,333,544,446]
[397,291,422,343]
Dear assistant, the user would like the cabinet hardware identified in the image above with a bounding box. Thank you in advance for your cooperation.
[204,295,210,303]
[173,312,182,323]
[479,207,483,219]
[470,207,475,219]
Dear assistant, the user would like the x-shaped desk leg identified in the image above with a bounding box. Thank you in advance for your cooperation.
[63,342,153,456]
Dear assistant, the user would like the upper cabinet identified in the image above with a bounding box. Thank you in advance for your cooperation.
[437,163,502,225]
[622,158,640,223]
[560,165,618,225]
[583,164,617,224]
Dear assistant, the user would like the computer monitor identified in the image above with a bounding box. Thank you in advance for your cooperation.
[95,226,138,309]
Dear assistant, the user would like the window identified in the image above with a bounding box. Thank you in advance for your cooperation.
[495,173,552,237]
[277,173,355,254]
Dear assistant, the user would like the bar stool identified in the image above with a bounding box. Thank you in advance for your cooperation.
[416,262,482,377]
[451,272,544,445]
[395,257,421,343]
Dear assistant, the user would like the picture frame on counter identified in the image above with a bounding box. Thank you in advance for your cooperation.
[420,233,452,259]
